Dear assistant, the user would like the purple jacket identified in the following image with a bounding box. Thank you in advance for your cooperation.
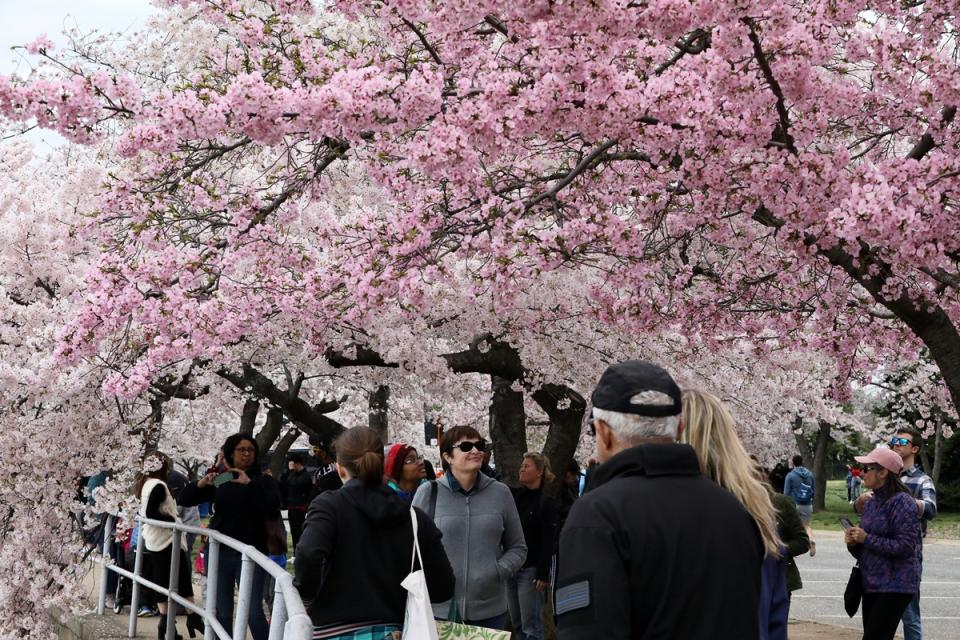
[857,488,920,594]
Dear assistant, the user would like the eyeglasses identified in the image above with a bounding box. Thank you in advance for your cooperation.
[450,440,487,453]
[861,464,882,473]
[889,437,913,447]
[403,454,423,465]
[234,447,256,454]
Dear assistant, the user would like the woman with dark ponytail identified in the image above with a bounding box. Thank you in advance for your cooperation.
[295,427,455,639]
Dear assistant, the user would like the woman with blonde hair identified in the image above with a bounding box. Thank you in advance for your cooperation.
[680,389,785,640]
[507,452,559,640]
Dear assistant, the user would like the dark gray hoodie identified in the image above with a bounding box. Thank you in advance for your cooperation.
[412,472,527,621]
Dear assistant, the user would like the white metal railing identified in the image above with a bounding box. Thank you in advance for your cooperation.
[94,514,312,640]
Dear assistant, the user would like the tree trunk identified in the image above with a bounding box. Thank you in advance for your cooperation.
[793,418,830,511]
[240,398,260,435]
[270,428,302,478]
[533,384,586,496]
[144,396,165,449]
[490,376,527,487]
[812,421,832,512]
[932,420,944,484]
[792,416,811,463]
[368,384,390,443]
[256,406,285,455]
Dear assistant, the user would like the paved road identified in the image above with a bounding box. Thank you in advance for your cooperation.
[791,530,960,640]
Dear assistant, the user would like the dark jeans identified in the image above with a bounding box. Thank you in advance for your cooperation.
[862,593,913,640]
[216,548,269,640]
[288,508,306,551]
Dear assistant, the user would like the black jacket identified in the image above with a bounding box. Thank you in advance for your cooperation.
[511,486,559,580]
[556,444,762,640]
[178,469,281,553]
[279,468,313,509]
[295,479,455,627]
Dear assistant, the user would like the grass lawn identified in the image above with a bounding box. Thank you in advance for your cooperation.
[811,480,960,539]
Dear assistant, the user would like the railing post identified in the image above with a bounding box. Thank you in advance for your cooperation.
[128,518,146,638]
[268,588,287,640]
[204,540,219,640]
[233,552,255,640]
[164,529,182,640]
[97,515,114,615]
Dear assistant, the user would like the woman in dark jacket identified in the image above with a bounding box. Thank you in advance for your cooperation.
[845,447,920,640]
[507,452,559,640]
[178,434,280,640]
[295,427,455,639]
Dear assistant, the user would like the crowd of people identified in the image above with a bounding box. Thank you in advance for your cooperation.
[96,359,940,640]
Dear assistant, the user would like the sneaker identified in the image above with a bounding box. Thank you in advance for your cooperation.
[809,540,817,557]
[137,605,156,617]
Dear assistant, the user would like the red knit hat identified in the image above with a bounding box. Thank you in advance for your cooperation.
[384,443,414,481]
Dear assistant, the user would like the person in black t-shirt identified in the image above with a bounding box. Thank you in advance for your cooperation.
[310,442,343,499]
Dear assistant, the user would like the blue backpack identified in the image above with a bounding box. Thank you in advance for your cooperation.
[794,480,814,505]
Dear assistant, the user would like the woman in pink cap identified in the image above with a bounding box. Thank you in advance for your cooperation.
[844,446,920,640]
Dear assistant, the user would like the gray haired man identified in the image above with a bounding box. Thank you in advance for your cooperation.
[555,360,763,640]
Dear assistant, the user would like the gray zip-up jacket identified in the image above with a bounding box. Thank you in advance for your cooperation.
[413,472,527,621]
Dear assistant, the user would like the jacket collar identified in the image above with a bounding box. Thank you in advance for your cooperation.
[587,443,701,491]
[444,470,495,495]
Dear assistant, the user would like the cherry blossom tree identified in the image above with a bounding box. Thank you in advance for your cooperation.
[2,0,957,633]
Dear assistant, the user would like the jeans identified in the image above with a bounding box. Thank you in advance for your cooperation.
[506,567,544,640]
[901,592,922,640]
[216,547,269,640]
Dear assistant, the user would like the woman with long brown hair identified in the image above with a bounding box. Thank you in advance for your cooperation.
[295,427,455,639]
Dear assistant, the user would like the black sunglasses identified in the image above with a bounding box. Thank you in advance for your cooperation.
[450,440,487,453]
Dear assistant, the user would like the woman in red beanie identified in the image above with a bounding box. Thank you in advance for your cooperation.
[384,443,428,504]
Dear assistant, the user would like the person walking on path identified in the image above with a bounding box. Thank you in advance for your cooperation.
[784,455,816,557]
[680,390,786,640]
[862,427,937,640]
[278,452,312,550]
[845,446,920,640]
[507,452,559,640]
[178,434,280,640]
[555,361,763,640]
[295,427,455,639]
[412,425,527,630]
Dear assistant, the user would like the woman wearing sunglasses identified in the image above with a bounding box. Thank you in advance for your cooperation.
[412,425,527,630]
[845,447,920,640]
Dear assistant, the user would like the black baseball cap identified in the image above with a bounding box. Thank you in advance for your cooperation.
[591,360,682,417]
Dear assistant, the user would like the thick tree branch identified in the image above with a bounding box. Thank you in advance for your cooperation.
[744,20,797,155]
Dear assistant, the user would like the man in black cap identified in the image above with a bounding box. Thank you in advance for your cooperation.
[555,360,763,639]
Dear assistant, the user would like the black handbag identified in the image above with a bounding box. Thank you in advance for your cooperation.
[844,564,863,617]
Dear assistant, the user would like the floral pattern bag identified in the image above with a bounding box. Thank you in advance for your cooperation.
[434,622,510,640]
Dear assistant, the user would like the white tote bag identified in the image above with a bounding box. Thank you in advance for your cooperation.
[401,507,440,640]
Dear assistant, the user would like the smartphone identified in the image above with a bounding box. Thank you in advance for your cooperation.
[213,471,239,487]
[839,517,854,530]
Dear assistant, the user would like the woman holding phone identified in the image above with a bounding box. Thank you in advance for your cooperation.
[178,434,280,640]
[844,447,920,640]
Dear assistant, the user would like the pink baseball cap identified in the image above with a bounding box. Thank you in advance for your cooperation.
[854,447,903,474]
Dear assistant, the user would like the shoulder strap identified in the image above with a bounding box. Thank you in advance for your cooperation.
[409,507,424,573]
[428,480,438,520]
